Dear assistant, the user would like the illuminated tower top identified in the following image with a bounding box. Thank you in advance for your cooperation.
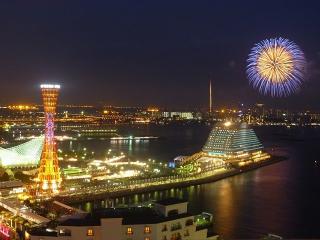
[40,84,61,89]
[40,84,60,113]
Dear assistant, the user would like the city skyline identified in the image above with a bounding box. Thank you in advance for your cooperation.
[0,1,319,110]
[1,2,320,239]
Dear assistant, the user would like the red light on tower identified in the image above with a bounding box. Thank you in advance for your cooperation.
[37,84,61,194]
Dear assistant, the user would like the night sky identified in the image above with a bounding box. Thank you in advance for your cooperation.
[0,1,319,110]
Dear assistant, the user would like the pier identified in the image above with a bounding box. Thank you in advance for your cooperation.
[55,155,285,204]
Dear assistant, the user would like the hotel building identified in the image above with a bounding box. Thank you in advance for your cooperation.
[27,198,218,240]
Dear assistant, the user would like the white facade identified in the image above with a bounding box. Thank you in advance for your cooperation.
[27,200,218,240]
[162,112,194,119]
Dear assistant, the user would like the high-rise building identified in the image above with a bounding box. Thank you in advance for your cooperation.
[180,121,270,170]
[202,122,263,160]
[37,84,61,194]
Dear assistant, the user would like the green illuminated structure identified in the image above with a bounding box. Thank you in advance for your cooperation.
[0,136,44,168]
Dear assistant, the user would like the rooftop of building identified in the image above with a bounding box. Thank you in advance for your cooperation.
[60,206,193,226]
[28,228,58,237]
[0,180,23,189]
[214,121,248,130]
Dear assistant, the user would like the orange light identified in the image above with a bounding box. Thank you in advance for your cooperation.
[144,226,151,234]
[147,107,159,112]
[87,229,94,236]
[127,227,133,235]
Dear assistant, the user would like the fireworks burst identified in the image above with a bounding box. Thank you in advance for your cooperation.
[247,37,306,97]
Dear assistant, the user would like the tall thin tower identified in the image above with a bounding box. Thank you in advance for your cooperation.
[37,84,61,194]
[209,79,212,113]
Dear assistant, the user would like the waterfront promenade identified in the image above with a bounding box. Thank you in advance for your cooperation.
[55,156,284,204]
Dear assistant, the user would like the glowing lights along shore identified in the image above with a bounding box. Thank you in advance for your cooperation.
[247,37,306,97]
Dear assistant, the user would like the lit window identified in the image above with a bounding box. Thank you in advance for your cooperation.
[145,237,151,240]
[127,227,133,235]
[87,229,94,236]
[144,226,151,234]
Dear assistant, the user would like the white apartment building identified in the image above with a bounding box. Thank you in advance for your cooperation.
[27,198,218,240]
[162,112,194,120]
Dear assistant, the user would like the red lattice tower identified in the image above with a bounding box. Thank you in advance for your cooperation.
[37,84,61,194]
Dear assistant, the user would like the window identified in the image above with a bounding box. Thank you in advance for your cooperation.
[127,227,133,235]
[144,226,151,234]
[185,219,193,226]
[162,224,167,232]
[59,229,71,236]
[167,209,178,216]
[87,229,94,236]
[170,222,182,231]
[144,237,151,240]
[170,232,182,240]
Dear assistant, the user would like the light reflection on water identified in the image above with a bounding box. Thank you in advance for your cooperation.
[71,125,320,239]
